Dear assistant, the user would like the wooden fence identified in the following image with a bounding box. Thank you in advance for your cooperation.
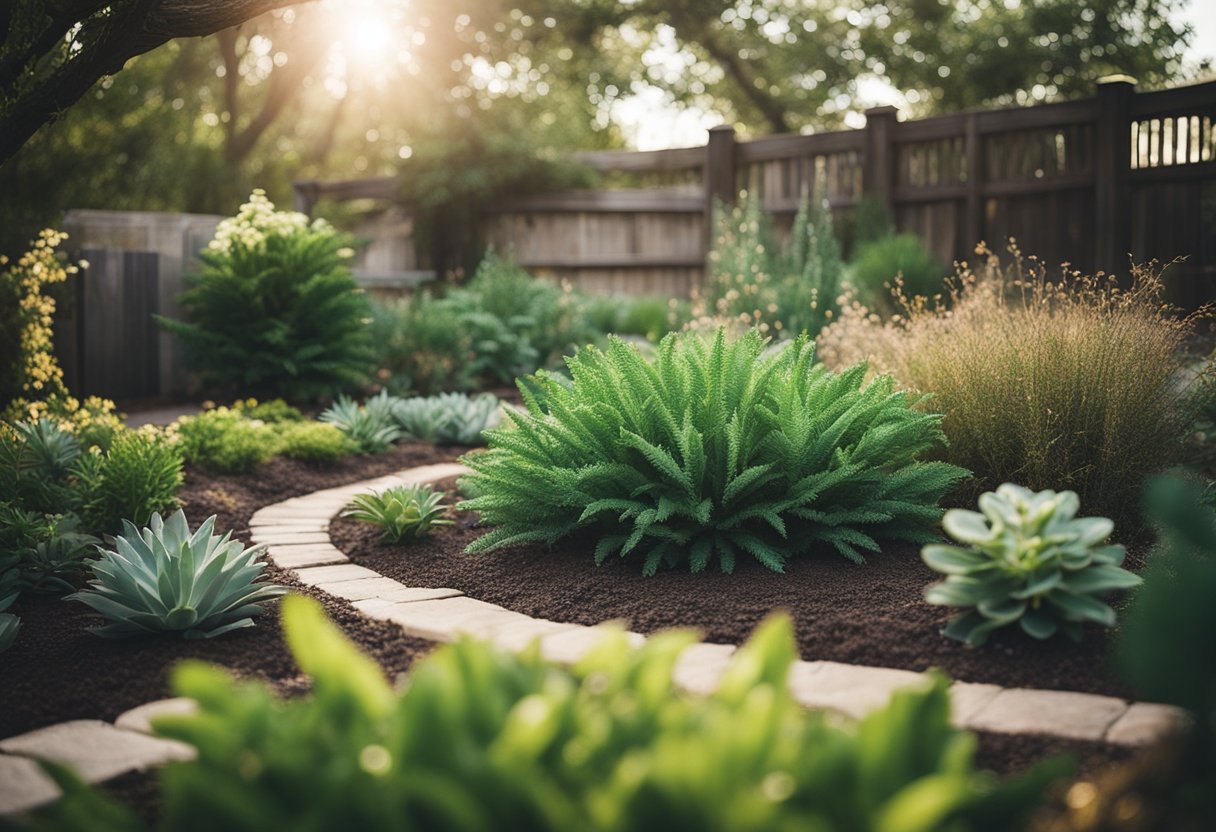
[296,76,1216,306]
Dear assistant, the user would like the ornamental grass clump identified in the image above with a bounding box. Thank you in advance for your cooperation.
[817,244,1210,522]
[923,484,1141,647]
[461,329,967,575]
[69,509,284,639]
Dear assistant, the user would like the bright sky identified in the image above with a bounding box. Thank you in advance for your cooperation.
[613,2,1216,150]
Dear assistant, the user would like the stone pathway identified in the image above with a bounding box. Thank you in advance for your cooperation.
[0,461,1190,817]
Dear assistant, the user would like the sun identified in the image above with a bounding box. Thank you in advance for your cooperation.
[340,15,394,60]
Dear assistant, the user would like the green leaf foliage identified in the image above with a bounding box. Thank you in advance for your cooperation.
[461,329,967,574]
[157,192,373,401]
[342,484,453,545]
[849,233,946,316]
[273,421,350,465]
[320,391,402,453]
[31,595,1064,831]
[74,429,184,534]
[391,392,502,445]
[172,408,278,474]
[923,484,1141,647]
[68,509,284,639]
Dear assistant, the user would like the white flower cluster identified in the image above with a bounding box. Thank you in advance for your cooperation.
[207,189,336,254]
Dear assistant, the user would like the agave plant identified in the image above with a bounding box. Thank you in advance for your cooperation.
[922,483,1142,647]
[342,484,453,544]
[69,509,285,639]
[391,393,501,445]
[320,392,402,453]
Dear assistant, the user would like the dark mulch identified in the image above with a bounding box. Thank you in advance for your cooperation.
[0,443,459,740]
[337,477,1139,700]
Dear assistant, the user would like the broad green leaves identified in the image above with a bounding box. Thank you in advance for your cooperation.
[462,328,966,574]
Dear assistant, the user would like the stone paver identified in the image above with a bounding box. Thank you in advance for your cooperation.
[486,618,582,652]
[948,682,1004,727]
[0,721,195,784]
[351,588,464,613]
[1104,702,1191,746]
[966,688,1128,742]
[672,642,737,696]
[251,530,330,546]
[788,661,927,721]
[318,576,430,602]
[536,625,646,666]
[292,563,381,586]
[265,544,349,569]
[115,699,199,736]
[359,596,538,642]
[0,753,61,815]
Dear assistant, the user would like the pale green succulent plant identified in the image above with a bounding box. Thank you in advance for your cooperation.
[390,392,501,445]
[922,483,1141,647]
[69,509,285,639]
[342,484,452,544]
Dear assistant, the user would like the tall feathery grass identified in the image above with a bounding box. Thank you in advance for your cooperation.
[817,243,1212,522]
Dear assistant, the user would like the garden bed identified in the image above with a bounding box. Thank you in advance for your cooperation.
[1,443,459,740]
[333,477,1142,700]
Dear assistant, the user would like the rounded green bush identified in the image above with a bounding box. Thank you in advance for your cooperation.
[461,329,968,575]
[850,233,946,313]
[275,421,350,464]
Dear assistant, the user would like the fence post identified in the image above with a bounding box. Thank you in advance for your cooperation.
[703,125,737,265]
[863,106,899,218]
[1093,75,1136,278]
[964,113,983,255]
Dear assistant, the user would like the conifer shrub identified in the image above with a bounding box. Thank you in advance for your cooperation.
[817,245,1210,521]
[461,329,967,575]
[159,190,373,400]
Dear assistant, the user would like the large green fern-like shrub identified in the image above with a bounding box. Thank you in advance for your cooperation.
[461,329,967,575]
[158,191,373,400]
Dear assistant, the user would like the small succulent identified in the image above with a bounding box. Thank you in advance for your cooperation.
[15,418,81,478]
[69,509,285,639]
[923,483,1142,647]
[320,392,402,453]
[391,392,501,445]
[342,484,453,544]
[0,613,19,653]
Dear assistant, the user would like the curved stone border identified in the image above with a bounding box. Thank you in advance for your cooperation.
[252,462,1190,747]
[2,461,1188,816]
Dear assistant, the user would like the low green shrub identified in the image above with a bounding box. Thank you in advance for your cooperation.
[274,421,349,464]
[0,506,98,596]
[342,484,452,544]
[320,392,401,453]
[818,246,1209,521]
[74,428,184,533]
[158,190,373,400]
[462,329,967,575]
[69,509,284,639]
[370,292,475,395]
[34,596,1063,831]
[391,392,501,445]
[173,408,277,474]
[849,233,946,315]
[231,397,305,423]
[923,484,1140,647]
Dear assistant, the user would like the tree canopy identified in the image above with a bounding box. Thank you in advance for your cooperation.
[0,0,1205,254]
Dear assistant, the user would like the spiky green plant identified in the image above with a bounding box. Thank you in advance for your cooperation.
[68,509,285,638]
[319,392,401,453]
[342,484,452,544]
[461,329,967,575]
[923,484,1141,647]
[73,428,183,533]
[391,392,501,445]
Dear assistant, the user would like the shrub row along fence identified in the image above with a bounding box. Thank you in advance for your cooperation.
[298,76,1216,306]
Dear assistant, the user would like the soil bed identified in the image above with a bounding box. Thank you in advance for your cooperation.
[336,477,1141,700]
[1,443,459,740]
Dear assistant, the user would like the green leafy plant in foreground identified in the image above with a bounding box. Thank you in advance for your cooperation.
[342,484,453,544]
[68,509,284,638]
[923,484,1141,647]
[32,595,1064,832]
[461,329,967,574]
[390,392,501,445]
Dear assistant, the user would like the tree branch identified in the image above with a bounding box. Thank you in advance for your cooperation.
[0,0,312,164]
